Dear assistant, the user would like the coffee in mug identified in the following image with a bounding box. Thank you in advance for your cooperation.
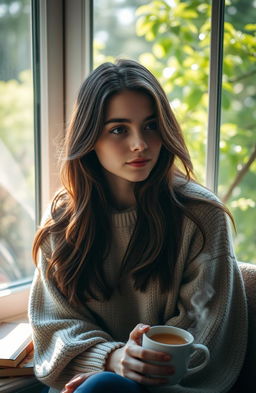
[150,333,187,345]
[142,325,210,385]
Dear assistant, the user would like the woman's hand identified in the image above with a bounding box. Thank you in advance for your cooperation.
[105,323,174,386]
[61,372,99,393]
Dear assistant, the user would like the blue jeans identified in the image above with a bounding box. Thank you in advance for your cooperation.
[73,372,149,393]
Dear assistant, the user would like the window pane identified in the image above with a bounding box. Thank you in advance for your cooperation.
[219,0,256,264]
[93,0,211,184]
[0,0,35,287]
[93,0,152,67]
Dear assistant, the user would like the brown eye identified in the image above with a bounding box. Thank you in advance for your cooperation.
[144,121,157,131]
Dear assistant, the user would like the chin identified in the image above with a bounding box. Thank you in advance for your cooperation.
[129,174,151,182]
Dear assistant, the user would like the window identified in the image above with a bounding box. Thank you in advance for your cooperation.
[219,0,256,263]
[93,0,256,264]
[0,0,64,320]
[0,0,35,289]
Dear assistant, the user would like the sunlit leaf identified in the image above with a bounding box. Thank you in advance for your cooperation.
[186,88,204,108]
[244,24,256,32]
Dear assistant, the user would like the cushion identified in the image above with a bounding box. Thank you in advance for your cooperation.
[229,262,256,392]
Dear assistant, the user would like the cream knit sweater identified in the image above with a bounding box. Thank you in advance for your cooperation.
[28,181,248,393]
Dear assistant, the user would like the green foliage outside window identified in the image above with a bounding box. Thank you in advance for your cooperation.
[0,0,34,285]
[0,70,35,283]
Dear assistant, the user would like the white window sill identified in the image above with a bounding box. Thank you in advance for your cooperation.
[0,283,31,321]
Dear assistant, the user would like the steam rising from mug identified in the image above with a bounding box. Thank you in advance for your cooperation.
[188,255,215,336]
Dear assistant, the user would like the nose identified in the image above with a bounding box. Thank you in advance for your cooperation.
[130,131,148,152]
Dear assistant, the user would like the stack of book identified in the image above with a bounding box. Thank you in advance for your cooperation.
[0,322,34,377]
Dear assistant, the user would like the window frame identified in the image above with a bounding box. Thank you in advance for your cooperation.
[0,0,230,320]
[65,0,93,121]
[0,0,65,320]
[206,0,225,193]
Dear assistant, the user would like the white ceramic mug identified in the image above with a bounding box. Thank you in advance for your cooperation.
[142,325,210,385]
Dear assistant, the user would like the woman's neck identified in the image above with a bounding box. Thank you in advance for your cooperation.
[104,171,136,210]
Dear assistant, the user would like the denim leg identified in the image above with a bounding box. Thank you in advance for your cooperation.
[74,372,149,393]
[40,388,50,393]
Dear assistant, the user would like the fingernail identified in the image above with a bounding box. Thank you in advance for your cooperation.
[163,354,171,360]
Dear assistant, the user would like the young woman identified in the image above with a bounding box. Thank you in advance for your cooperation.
[29,59,247,393]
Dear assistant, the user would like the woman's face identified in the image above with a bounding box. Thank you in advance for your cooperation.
[94,90,162,187]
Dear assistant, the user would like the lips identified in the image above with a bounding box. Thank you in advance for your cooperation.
[126,158,150,167]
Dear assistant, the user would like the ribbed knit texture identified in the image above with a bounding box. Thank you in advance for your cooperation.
[28,181,248,392]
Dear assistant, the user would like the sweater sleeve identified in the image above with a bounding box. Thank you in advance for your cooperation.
[28,245,124,390]
[157,204,248,393]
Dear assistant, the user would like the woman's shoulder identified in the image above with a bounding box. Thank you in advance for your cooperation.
[173,178,233,252]
[40,203,53,225]
[172,176,229,227]
[39,191,67,255]
[173,176,220,204]
[41,190,67,224]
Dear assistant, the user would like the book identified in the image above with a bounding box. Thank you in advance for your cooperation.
[0,322,33,367]
[0,350,34,377]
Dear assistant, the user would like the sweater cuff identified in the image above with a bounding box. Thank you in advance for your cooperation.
[68,342,124,374]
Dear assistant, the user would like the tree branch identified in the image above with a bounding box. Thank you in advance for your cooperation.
[221,144,256,204]
[228,68,256,84]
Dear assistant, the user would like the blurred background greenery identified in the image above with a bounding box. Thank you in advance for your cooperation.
[0,0,34,284]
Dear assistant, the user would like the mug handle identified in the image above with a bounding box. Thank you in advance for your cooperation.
[187,343,210,375]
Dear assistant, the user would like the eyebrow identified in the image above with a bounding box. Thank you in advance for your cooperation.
[104,114,156,125]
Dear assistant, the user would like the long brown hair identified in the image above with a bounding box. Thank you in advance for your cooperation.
[33,59,232,306]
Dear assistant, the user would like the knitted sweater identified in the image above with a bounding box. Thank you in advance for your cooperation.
[28,181,248,393]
